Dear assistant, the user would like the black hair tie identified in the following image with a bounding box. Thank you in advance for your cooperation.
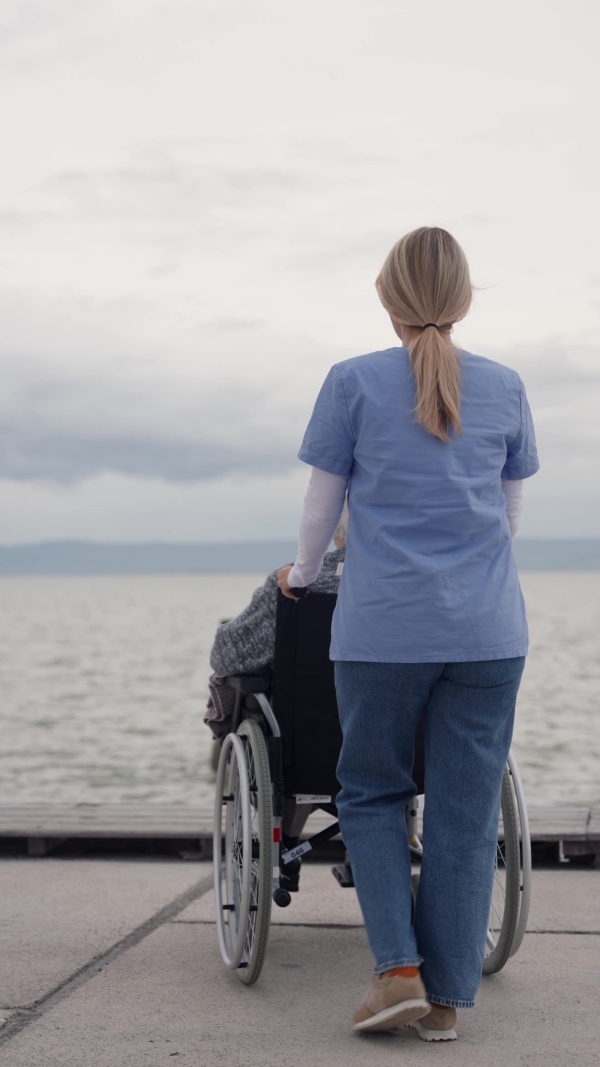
[423,323,439,329]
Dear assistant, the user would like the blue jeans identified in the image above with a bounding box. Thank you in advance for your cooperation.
[334,657,525,1009]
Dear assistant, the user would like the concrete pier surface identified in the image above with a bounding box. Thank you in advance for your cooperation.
[0,860,598,1067]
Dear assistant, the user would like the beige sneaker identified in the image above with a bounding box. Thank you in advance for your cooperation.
[411,1005,457,1041]
[353,972,430,1033]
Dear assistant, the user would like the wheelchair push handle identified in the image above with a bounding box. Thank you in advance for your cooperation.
[289,586,309,600]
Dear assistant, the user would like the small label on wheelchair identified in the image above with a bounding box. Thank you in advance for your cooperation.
[295,794,331,804]
[282,842,312,863]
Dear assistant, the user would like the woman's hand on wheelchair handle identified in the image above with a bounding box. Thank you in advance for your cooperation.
[277,565,299,600]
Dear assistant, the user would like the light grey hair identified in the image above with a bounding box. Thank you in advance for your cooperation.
[332,500,348,549]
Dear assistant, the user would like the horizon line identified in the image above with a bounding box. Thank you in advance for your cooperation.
[1,535,599,549]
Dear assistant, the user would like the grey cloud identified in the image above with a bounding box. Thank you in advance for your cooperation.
[220,169,299,193]
[207,317,265,332]
[284,230,401,270]
[1,287,599,487]
[290,140,401,168]
[0,424,294,484]
[2,341,599,487]
[450,214,507,228]
[488,342,600,405]
[43,161,304,218]
[0,0,257,68]
[0,2,66,51]
[483,344,600,485]
[0,288,332,484]
[30,157,305,255]
[0,208,58,230]
[0,0,106,71]
[271,55,342,79]
[0,364,306,484]
[467,106,594,151]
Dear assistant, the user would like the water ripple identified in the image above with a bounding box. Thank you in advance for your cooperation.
[0,572,598,806]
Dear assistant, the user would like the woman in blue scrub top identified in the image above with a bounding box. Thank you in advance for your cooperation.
[278,227,539,1041]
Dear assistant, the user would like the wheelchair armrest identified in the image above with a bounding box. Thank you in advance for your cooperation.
[223,674,269,694]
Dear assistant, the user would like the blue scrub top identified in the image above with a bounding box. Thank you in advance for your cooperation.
[298,347,540,663]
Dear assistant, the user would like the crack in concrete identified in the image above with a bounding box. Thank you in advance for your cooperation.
[0,872,214,1048]
[171,919,600,935]
[3,880,597,1049]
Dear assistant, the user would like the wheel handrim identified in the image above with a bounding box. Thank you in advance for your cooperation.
[242,734,261,964]
[483,766,521,973]
[507,750,531,956]
[213,733,252,970]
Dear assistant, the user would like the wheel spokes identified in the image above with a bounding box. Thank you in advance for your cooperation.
[214,721,273,983]
[487,845,507,947]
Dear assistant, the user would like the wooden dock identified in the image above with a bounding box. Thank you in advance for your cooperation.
[0,803,598,863]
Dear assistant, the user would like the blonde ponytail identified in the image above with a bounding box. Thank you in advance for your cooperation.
[375,227,472,442]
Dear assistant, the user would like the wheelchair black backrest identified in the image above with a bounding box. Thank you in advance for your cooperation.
[270,589,426,800]
[271,591,342,799]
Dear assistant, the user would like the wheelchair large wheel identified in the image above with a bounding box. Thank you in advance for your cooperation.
[482,765,521,974]
[507,750,532,957]
[213,718,273,985]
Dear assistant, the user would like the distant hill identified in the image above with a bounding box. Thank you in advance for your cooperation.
[0,539,599,574]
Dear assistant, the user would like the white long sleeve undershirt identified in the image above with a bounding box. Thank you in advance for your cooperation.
[286,468,524,590]
[286,467,348,589]
[502,477,524,537]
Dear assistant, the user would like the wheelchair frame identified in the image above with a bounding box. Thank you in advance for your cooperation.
[213,682,531,986]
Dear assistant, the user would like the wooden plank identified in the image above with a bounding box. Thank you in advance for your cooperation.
[527,807,590,841]
[0,804,595,844]
[0,804,209,839]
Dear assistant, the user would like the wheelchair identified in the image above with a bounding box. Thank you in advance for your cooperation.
[213,592,532,985]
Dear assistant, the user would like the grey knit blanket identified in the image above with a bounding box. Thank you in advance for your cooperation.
[205,548,344,738]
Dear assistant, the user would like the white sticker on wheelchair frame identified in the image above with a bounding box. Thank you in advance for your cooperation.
[294,794,331,804]
[283,841,312,862]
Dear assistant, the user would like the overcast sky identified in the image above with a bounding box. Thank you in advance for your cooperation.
[1,0,599,543]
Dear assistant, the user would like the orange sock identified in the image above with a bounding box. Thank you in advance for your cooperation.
[430,1002,446,1010]
[387,966,419,978]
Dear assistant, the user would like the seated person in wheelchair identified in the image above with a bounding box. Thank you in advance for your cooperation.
[204,506,347,741]
[205,508,347,893]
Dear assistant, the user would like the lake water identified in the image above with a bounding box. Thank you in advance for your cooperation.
[1,573,598,807]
